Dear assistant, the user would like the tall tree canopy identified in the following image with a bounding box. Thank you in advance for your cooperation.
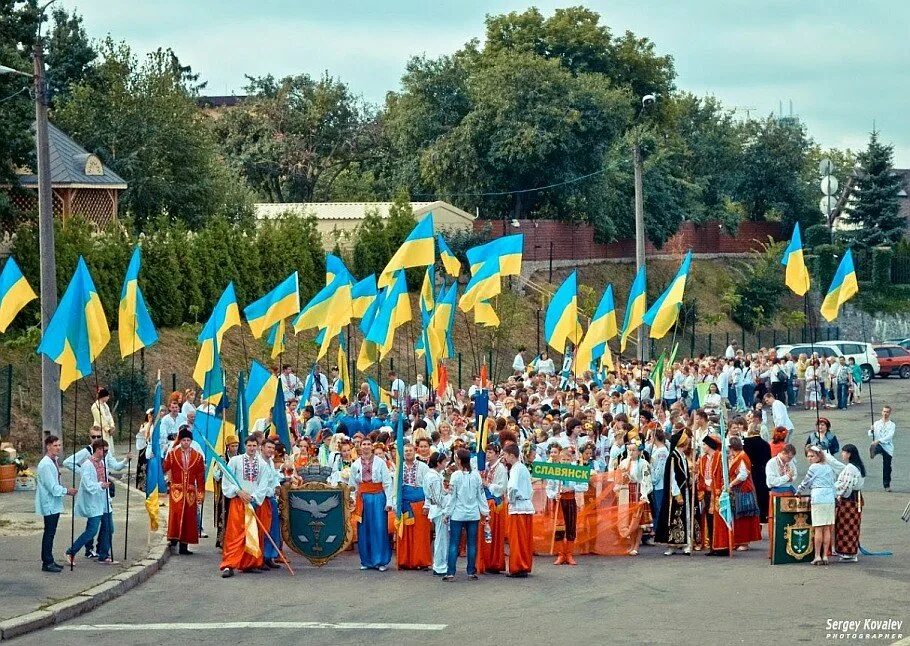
[54,39,252,230]
[213,73,378,203]
[841,130,905,248]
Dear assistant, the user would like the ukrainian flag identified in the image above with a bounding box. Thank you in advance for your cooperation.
[265,319,286,359]
[118,246,158,358]
[437,234,461,277]
[0,257,36,333]
[643,251,692,340]
[576,284,618,371]
[193,408,225,490]
[545,271,582,352]
[235,371,248,445]
[420,265,436,319]
[458,256,502,313]
[245,360,278,426]
[378,213,435,288]
[366,377,392,405]
[466,234,524,275]
[619,266,647,353]
[356,290,385,371]
[326,254,353,285]
[820,249,859,322]
[193,284,241,387]
[36,257,110,391]
[366,270,411,358]
[351,274,377,319]
[293,270,353,334]
[201,335,224,406]
[781,222,811,296]
[429,282,457,360]
[474,300,500,327]
[244,272,300,338]
[337,334,351,400]
[145,379,167,531]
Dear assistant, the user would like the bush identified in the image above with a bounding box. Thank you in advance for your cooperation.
[729,238,786,331]
[871,246,893,288]
[804,223,831,249]
[812,243,841,291]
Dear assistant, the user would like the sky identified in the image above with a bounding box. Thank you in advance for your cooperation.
[59,0,910,166]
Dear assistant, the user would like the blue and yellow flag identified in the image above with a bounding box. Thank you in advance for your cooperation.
[244,272,300,339]
[193,408,223,481]
[378,213,435,288]
[474,390,490,470]
[201,335,224,406]
[326,254,353,285]
[366,376,392,405]
[118,246,158,358]
[576,284,618,371]
[0,257,36,333]
[356,290,385,372]
[272,380,292,449]
[545,271,582,352]
[245,360,278,426]
[365,270,411,358]
[781,223,810,297]
[458,256,501,313]
[437,234,461,277]
[265,319,286,359]
[352,274,377,319]
[294,259,353,357]
[337,334,351,401]
[619,266,647,353]
[145,379,167,531]
[820,249,859,322]
[643,251,692,340]
[474,300,500,327]
[37,257,110,391]
[193,283,241,387]
[235,370,248,445]
[465,234,523,275]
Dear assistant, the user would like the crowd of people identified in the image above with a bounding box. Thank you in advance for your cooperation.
[33,342,897,575]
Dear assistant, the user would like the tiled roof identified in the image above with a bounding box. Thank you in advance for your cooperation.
[17,122,127,189]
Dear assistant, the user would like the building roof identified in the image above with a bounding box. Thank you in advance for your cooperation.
[254,200,475,223]
[17,123,127,189]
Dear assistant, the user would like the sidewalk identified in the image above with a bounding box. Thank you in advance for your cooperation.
[0,469,165,625]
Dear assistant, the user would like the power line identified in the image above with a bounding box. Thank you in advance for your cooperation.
[412,162,622,199]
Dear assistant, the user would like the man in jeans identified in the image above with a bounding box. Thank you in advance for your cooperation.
[64,439,112,566]
[869,405,896,492]
[835,357,850,410]
[35,435,76,572]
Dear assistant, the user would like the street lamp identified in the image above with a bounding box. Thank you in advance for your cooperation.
[2,0,62,437]
[631,93,655,362]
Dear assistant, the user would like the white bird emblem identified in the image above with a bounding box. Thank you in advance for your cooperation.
[290,495,340,519]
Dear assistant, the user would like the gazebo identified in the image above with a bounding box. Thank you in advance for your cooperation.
[6,122,127,228]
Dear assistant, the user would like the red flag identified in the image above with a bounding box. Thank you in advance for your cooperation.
[479,363,488,388]
[436,362,448,397]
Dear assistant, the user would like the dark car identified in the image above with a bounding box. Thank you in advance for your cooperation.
[874,345,910,379]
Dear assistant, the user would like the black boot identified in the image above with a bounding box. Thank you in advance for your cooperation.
[178,543,193,555]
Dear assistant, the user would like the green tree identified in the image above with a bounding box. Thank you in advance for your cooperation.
[44,7,96,102]
[728,239,787,331]
[351,208,391,279]
[213,73,377,203]
[735,116,816,229]
[0,1,38,226]
[841,130,905,248]
[53,39,251,230]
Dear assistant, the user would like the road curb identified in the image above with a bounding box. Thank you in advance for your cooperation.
[0,479,172,641]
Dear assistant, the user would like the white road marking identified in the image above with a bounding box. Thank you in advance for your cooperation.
[56,622,447,632]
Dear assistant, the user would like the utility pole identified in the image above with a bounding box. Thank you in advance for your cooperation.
[34,36,61,435]
[632,140,647,362]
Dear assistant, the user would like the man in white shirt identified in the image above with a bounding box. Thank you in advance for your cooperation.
[725,341,737,360]
[502,443,533,577]
[409,374,430,405]
[36,435,76,572]
[761,392,793,439]
[389,371,407,411]
[869,405,895,491]
[280,364,303,402]
[512,349,526,375]
[467,375,482,399]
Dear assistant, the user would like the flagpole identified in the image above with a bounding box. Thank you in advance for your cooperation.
[123,346,136,561]
[70,380,78,571]
[859,311,876,427]
[804,295,821,425]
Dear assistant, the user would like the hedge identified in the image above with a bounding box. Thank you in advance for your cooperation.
[9,215,326,332]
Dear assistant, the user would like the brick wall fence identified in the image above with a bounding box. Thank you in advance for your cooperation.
[476,219,783,261]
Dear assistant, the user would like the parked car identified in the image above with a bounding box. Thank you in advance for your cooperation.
[874,345,910,379]
[885,338,910,351]
[775,341,880,383]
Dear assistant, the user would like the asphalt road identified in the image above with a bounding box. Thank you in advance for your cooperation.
[13,378,910,646]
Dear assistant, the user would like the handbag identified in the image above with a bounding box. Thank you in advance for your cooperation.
[732,488,758,518]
